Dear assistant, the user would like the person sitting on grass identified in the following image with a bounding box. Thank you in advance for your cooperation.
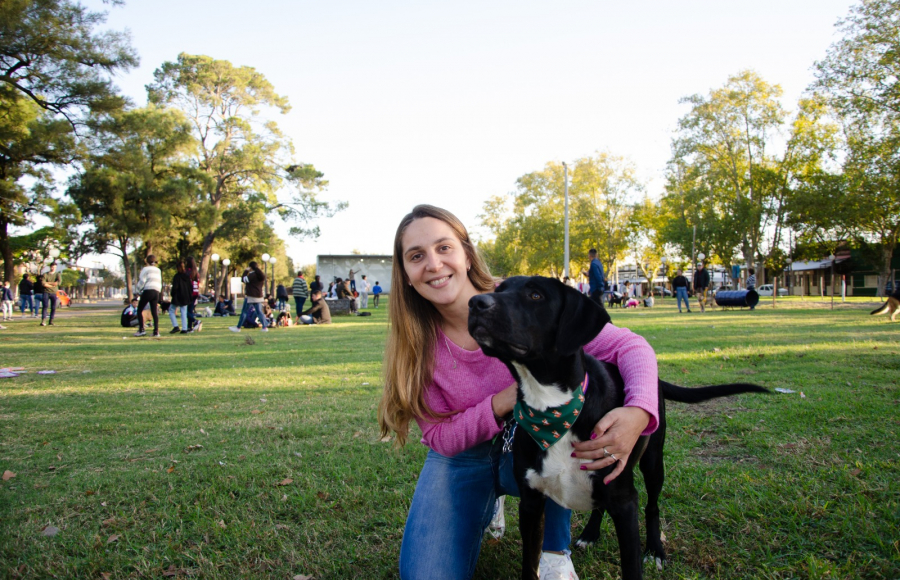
[121,297,153,328]
[299,290,332,325]
[213,295,235,316]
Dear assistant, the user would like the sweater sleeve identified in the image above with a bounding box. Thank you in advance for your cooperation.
[584,324,659,435]
[415,387,503,457]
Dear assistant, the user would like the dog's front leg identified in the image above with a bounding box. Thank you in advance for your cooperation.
[518,486,545,580]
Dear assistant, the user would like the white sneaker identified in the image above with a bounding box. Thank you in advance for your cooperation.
[486,496,505,539]
[539,552,579,580]
[228,326,241,333]
[260,327,268,332]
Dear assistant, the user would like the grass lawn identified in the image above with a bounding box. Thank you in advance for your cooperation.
[0,295,898,579]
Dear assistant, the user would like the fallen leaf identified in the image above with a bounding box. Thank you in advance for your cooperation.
[275,524,289,530]
[144,449,158,454]
[166,466,175,474]
[250,410,263,415]
[200,429,208,436]
[102,517,116,527]
[101,573,112,580]
[850,468,862,477]
[2,470,15,481]
[217,520,226,529]
[85,490,95,496]
[281,494,288,501]
[184,444,203,452]
[316,491,330,501]
[107,534,120,544]
[277,478,293,486]
[41,525,60,537]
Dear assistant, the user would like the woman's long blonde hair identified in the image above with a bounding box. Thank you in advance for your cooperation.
[377,205,494,446]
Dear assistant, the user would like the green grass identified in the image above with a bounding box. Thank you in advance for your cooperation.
[0,296,898,579]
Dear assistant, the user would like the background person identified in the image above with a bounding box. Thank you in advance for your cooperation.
[276,282,289,311]
[672,269,691,313]
[1,281,13,321]
[693,262,710,313]
[300,289,331,324]
[134,255,162,337]
[40,263,61,327]
[378,205,659,580]
[372,281,383,308]
[581,248,606,306]
[169,260,193,334]
[17,274,34,317]
[32,274,44,319]
[292,271,309,323]
[185,256,201,332]
[229,261,268,333]
[747,267,757,310]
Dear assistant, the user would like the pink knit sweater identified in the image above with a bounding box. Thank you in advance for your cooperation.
[417,323,660,456]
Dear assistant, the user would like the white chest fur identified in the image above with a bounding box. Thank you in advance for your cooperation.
[524,430,596,511]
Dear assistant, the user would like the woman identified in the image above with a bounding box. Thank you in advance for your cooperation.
[135,255,162,337]
[276,283,289,311]
[185,256,200,331]
[228,261,268,333]
[169,260,193,334]
[672,269,691,313]
[378,205,659,580]
[32,274,44,319]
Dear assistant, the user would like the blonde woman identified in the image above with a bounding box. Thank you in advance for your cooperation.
[378,205,660,580]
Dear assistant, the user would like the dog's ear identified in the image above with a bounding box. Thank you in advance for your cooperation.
[556,284,611,356]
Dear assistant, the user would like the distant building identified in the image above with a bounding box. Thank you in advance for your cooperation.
[316,255,393,294]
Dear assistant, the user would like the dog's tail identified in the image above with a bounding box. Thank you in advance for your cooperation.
[661,381,770,403]
[870,302,890,316]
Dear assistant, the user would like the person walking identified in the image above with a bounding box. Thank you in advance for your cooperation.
[276,282,290,311]
[229,261,268,332]
[291,271,309,324]
[746,267,757,310]
[169,260,193,334]
[581,248,606,306]
[672,269,691,313]
[32,274,44,319]
[372,281,383,308]
[693,262,711,313]
[17,274,34,317]
[40,263,61,327]
[134,255,162,337]
[378,205,660,580]
[185,257,201,332]
[1,281,13,321]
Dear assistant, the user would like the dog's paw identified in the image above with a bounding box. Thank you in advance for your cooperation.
[574,537,595,549]
[643,554,665,571]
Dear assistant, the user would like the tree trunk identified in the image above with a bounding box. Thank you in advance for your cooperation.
[117,235,132,297]
[879,244,894,298]
[199,231,216,293]
[0,217,13,283]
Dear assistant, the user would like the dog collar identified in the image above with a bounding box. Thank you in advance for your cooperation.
[514,373,589,450]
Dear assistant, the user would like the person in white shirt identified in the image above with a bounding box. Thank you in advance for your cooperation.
[134,255,162,337]
[357,274,370,309]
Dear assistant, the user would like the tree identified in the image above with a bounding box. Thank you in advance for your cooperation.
[478,153,641,278]
[814,0,900,294]
[67,105,197,292]
[146,53,343,291]
[0,0,137,126]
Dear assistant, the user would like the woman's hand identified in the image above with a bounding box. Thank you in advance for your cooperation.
[491,383,518,421]
[571,406,650,484]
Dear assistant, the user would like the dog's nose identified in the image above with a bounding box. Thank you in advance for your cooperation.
[469,294,495,312]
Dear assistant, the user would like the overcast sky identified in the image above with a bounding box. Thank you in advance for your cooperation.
[80,0,856,267]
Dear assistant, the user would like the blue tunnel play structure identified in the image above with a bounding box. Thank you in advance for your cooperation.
[714,289,760,308]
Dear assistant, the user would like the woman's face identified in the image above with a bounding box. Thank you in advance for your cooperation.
[401,217,475,309]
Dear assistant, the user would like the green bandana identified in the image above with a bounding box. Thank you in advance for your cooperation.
[514,374,588,450]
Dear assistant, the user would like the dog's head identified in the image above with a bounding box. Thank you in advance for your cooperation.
[468,276,611,364]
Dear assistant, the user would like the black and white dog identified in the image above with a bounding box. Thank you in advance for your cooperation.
[468,276,769,580]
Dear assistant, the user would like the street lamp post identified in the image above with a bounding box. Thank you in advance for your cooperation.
[222,259,231,300]
[211,253,220,298]
[660,257,667,301]
[563,162,570,279]
[269,256,277,295]
[261,253,271,293]
[829,254,835,310]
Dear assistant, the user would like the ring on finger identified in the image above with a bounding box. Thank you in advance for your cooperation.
[602,447,611,457]
[610,453,618,461]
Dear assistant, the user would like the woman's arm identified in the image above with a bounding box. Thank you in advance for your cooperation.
[573,323,659,483]
[416,385,509,457]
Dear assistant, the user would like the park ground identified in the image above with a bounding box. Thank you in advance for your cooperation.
[0,296,898,579]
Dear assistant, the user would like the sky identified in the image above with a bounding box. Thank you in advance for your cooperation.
[77,0,857,268]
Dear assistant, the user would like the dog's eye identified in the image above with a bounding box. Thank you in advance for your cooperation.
[529,291,542,300]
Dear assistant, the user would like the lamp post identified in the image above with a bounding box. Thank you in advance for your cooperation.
[660,257,667,300]
[211,253,220,298]
[786,258,792,297]
[829,254,835,310]
[563,162,570,279]
[222,259,231,300]
[269,256,277,295]
[261,253,271,293]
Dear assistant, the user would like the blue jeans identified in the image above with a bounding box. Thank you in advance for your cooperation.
[236,300,268,329]
[399,438,572,580]
[19,295,34,314]
[33,293,43,317]
[41,293,58,323]
[168,305,189,330]
[293,297,306,316]
[676,287,689,312]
